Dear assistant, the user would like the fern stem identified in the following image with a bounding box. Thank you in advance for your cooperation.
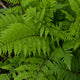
[34,50,53,80]
[18,0,24,14]
[0,35,40,46]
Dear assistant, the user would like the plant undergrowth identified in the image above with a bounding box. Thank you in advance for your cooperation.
[0,0,80,80]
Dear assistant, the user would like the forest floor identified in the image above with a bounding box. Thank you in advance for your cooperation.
[0,1,8,9]
[0,0,16,9]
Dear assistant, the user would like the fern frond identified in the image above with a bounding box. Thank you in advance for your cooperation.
[69,0,80,15]
[4,6,22,14]
[0,74,9,80]
[50,40,74,70]
[0,52,56,80]
[14,56,55,80]
[0,0,80,80]
[0,14,24,33]
[4,0,19,4]
[0,23,50,55]
[61,10,74,21]
[51,53,80,80]
[1,50,80,80]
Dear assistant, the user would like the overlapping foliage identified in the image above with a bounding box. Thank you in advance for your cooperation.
[0,0,80,80]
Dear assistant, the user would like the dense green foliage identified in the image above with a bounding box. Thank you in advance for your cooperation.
[0,0,80,80]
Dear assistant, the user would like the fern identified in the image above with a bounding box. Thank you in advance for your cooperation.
[0,0,80,80]
[4,0,19,4]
